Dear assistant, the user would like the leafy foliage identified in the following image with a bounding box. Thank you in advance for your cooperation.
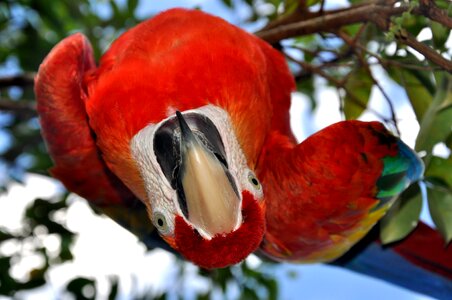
[0,195,75,296]
[0,0,451,298]
[380,183,422,244]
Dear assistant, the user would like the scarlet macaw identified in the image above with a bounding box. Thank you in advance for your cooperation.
[35,8,451,297]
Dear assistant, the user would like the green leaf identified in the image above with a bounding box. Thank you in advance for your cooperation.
[427,186,452,243]
[416,74,452,153]
[386,60,433,120]
[107,276,119,300]
[380,183,422,244]
[109,0,121,19]
[402,13,427,38]
[430,21,449,49]
[19,266,47,291]
[306,0,321,7]
[296,76,316,109]
[0,229,15,242]
[402,72,433,120]
[59,235,75,262]
[127,0,139,16]
[213,267,233,292]
[425,156,452,188]
[0,256,18,296]
[261,277,278,300]
[221,0,234,8]
[293,35,317,49]
[197,292,211,300]
[445,132,452,149]
[343,69,373,119]
[240,287,260,300]
[342,23,363,37]
[66,277,97,300]
[435,0,452,10]
[284,0,300,14]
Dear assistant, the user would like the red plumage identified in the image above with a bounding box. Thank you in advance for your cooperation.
[35,8,282,268]
[35,33,136,206]
[393,222,452,279]
[174,192,265,269]
[35,9,448,282]
[258,121,400,262]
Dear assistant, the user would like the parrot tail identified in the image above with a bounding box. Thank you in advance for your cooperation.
[333,222,452,299]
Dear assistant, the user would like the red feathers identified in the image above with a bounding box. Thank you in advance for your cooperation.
[174,192,265,269]
[36,8,431,272]
[393,222,452,279]
[84,8,293,170]
[258,121,400,262]
[35,33,137,206]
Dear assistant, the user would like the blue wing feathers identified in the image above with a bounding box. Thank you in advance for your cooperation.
[337,243,452,300]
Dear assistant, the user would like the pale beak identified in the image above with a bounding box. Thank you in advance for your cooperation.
[176,111,242,238]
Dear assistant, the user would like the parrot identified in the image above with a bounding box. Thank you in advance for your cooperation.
[34,8,451,296]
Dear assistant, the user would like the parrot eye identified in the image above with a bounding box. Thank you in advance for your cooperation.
[153,212,170,233]
[248,172,261,190]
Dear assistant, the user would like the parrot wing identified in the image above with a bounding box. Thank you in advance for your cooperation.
[256,120,452,297]
[333,222,452,299]
[392,221,452,279]
[35,33,133,206]
[34,33,163,249]
[258,120,423,263]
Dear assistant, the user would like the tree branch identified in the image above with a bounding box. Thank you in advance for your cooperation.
[256,1,452,72]
[0,73,36,89]
[286,53,392,123]
[338,30,401,135]
[256,2,406,43]
[416,0,452,29]
[0,99,37,116]
[393,30,452,72]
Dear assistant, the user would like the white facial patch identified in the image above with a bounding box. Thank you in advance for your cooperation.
[130,105,263,238]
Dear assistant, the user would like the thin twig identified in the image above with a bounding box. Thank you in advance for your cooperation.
[337,30,401,134]
[336,37,439,72]
[286,53,391,123]
[416,0,452,29]
[373,79,401,134]
[256,1,451,72]
[0,99,37,116]
[0,73,36,89]
[393,30,452,72]
[319,0,326,14]
[256,2,406,43]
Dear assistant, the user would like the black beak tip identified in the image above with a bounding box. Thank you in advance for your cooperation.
[176,111,195,141]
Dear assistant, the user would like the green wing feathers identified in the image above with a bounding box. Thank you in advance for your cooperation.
[376,140,424,207]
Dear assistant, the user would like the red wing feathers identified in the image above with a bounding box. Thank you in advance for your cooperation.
[258,121,399,262]
[35,33,137,206]
[393,222,452,279]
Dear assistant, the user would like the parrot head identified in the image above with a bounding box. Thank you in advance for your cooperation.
[129,105,266,268]
[79,8,289,269]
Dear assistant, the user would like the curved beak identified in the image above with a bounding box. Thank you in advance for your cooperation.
[176,111,242,239]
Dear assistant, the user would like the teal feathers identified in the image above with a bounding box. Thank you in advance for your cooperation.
[376,140,424,206]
